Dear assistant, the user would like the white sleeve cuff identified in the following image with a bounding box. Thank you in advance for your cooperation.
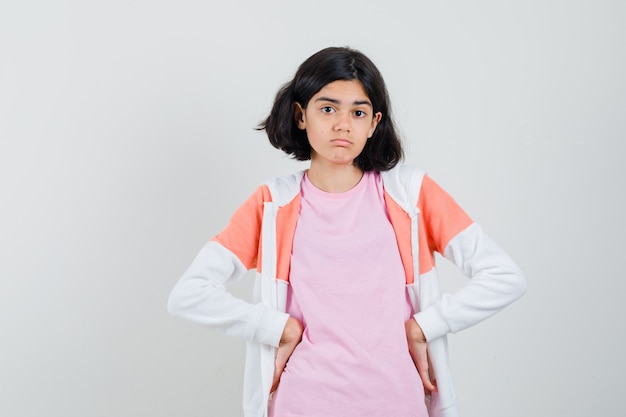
[413,306,451,342]
[252,307,290,347]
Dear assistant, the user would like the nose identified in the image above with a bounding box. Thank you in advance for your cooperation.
[333,111,351,132]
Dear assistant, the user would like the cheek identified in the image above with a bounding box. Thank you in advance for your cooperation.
[310,126,327,136]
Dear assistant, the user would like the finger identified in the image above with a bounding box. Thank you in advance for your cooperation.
[412,343,436,393]
[272,351,288,392]
[418,365,436,393]
[271,340,299,392]
[271,364,283,393]
[427,354,438,392]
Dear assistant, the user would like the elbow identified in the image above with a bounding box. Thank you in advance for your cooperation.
[167,283,184,317]
[167,295,177,316]
[510,267,527,302]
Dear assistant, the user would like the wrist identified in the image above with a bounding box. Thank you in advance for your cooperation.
[281,317,303,343]
[405,318,427,343]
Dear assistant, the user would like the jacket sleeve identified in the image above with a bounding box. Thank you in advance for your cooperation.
[413,176,527,341]
[167,187,289,347]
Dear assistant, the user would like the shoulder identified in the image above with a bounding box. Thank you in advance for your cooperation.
[381,165,470,216]
[380,165,427,212]
[380,165,426,183]
[262,170,305,206]
[231,170,304,216]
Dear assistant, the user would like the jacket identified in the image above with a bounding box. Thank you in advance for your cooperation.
[167,165,527,417]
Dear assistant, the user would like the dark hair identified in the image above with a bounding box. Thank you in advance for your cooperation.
[258,46,403,171]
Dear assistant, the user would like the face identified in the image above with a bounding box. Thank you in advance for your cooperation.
[295,80,382,169]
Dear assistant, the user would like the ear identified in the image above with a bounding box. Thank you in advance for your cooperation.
[368,112,382,138]
[294,102,306,130]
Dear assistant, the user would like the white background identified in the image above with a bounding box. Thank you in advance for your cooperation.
[1,1,624,416]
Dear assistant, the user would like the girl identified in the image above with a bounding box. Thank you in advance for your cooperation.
[168,46,526,417]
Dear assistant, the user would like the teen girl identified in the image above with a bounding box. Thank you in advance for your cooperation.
[168,46,526,417]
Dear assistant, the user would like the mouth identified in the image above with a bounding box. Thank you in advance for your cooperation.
[331,138,352,146]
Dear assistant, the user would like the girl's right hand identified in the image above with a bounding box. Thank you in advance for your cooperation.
[271,317,303,393]
[405,318,438,395]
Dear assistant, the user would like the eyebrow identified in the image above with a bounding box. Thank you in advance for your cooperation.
[314,96,373,107]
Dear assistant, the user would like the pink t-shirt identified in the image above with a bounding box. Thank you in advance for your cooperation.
[269,171,427,417]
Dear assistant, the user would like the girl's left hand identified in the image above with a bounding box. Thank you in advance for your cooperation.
[271,317,303,393]
[405,318,438,395]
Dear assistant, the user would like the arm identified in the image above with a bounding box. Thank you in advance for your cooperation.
[167,186,290,347]
[413,176,527,342]
[415,223,526,341]
[168,241,289,346]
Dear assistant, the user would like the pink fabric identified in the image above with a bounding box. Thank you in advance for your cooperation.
[269,172,427,417]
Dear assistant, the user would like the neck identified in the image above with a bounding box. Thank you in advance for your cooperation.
[307,160,364,193]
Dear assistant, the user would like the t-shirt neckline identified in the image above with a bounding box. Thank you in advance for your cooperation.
[302,171,371,199]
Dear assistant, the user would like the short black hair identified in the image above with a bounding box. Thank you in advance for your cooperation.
[258,46,403,171]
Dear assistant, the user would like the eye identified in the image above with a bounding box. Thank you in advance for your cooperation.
[321,106,335,114]
[354,110,367,118]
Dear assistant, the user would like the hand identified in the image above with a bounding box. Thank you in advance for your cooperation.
[405,318,438,395]
[271,317,303,393]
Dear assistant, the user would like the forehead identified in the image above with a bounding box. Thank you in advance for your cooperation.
[311,79,371,103]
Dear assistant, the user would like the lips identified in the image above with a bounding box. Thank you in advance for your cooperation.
[331,138,352,146]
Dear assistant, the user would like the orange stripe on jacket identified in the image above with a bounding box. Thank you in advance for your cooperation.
[211,185,269,271]
[212,174,472,285]
[385,175,472,282]
[211,185,300,282]
[419,176,473,256]
[274,194,300,281]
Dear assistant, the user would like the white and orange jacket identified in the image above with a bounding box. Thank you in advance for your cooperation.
[168,165,526,417]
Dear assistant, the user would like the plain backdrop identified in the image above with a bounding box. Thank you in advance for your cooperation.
[1,1,625,416]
